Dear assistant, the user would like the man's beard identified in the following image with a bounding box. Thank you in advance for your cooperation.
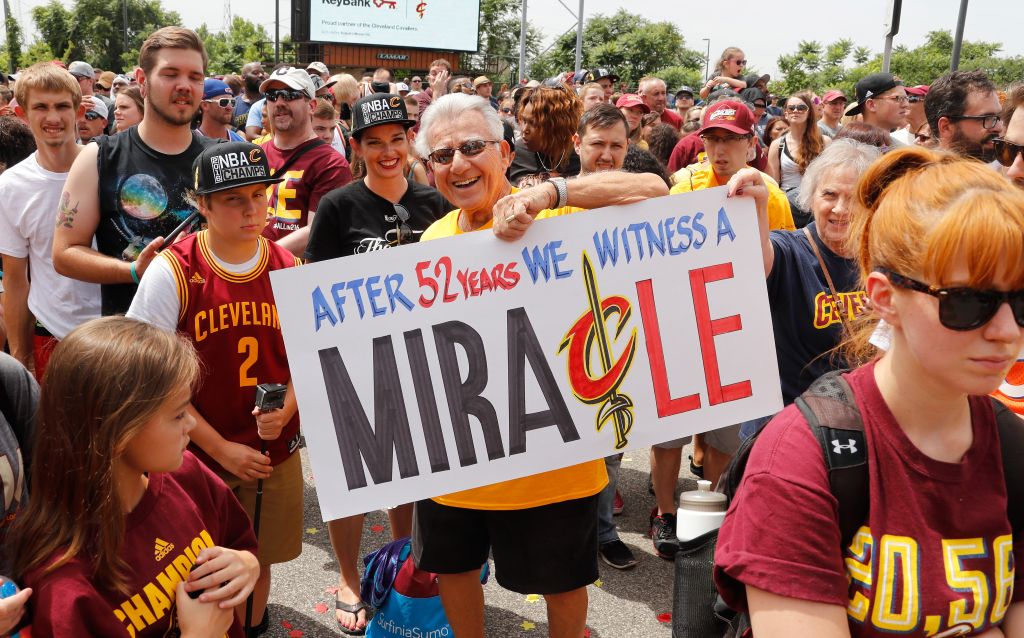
[950,126,997,162]
[147,95,198,127]
[245,76,261,94]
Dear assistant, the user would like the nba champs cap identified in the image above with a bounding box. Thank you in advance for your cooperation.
[351,93,416,136]
[192,141,283,195]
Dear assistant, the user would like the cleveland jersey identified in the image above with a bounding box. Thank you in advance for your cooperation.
[162,231,301,474]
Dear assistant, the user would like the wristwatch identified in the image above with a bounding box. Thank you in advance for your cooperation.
[546,176,568,209]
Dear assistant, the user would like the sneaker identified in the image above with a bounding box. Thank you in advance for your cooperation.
[612,489,624,516]
[649,509,679,559]
[598,539,638,570]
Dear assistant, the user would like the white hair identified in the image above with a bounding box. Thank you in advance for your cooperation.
[415,93,504,160]
[798,139,881,211]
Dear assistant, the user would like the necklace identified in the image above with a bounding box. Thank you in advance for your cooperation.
[536,147,569,174]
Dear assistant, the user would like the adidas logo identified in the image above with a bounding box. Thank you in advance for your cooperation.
[154,538,174,561]
[189,272,206,284]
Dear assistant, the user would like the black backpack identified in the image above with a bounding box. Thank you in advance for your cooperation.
[672,370,1024,638]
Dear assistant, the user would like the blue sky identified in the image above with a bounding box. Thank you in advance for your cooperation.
[5,0,1022,77]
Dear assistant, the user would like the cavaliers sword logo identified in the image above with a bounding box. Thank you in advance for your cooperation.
[416,1,427,18]
[558,252,637,449]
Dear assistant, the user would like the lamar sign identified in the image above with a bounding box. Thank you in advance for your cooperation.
[271,188,783,521]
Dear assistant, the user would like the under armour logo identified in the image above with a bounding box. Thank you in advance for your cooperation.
[832,439,858,455]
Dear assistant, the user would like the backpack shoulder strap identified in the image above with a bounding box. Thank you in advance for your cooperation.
[992,397,1024,536]
[794,370,869,547]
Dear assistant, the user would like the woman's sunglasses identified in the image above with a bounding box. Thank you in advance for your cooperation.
[879,267,1024,331]
[389,204,413,246]
[993,138,1024,168]
[785,104,809,113]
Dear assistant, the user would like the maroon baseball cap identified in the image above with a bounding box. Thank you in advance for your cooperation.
[699,100,756,136]
[615,93,651,114]
[822,90,846,103]
[905,85,930,96]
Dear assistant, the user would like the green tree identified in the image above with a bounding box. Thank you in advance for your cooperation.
[21,39,56,65]
[463,0,541,82]
[31,0,180,71]
[774,31,1024,99]
[3,1,23,72]
[529,10,702,89]
[197,17,271,76]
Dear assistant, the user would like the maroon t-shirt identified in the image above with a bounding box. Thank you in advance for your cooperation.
[260,137,352,241]
[25,452,258,637]
[660,107,683,131]
[165,231,301,473]
[715,362,1023,636]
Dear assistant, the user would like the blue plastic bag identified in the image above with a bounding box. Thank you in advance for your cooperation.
[366,588,449,638]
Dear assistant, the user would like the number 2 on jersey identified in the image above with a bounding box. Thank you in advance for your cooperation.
[238,337,258,387]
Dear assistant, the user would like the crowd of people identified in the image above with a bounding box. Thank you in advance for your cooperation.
[0,26,1023,638]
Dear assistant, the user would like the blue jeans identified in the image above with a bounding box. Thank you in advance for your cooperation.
[738,415,773,441]
[597,453,622,545]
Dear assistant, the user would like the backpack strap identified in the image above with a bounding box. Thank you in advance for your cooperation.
[794,370,869,548]
[993,398,1024,536]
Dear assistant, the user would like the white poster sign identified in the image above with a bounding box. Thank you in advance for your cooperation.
[272,189,783,521]
[309,0,480,52]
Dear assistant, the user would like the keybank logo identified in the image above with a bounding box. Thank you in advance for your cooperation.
[154,538,175,561]
[374,614,451,638]
[321,0,371,6]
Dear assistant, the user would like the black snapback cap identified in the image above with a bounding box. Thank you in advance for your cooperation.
[192,141,283,195]
[351,93,416,136]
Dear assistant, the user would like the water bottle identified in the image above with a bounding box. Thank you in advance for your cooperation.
[1,577,23,638]
[676,479,728,542]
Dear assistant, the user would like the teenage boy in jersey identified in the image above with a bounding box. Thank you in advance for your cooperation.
[127,141,303,634]
[53,27,219,316]
[0,62,100,381]
[305,93,450,633]
[257,66,351,257]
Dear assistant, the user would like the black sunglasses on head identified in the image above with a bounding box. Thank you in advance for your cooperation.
[993,138,1024,168]
[265,88,307,102]
[879,267,1024,331]
[390,204,413,246]
[84,112,105,121]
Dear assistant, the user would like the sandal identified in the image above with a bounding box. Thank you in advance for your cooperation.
[335,597,372,636]
[688,454,705,479]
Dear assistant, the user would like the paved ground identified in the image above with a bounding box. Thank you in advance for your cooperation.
[260,443,701,637]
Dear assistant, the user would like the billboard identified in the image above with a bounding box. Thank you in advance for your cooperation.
[309,0,480,52]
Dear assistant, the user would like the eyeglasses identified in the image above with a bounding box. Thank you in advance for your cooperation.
[94,84,109,91]
[785,104,809,112]
[84,112,105,121]
[871,95,909,105]
[699,133,752,144]
[950,113,1001,130]
[264,88,307,103]
[753,102,767,109]
[878,267,1024,331]
[427,139,501,165]
[204,97,236,108]
[390,204,413,246]
[993,138,1024,167]
[907,95,923,104]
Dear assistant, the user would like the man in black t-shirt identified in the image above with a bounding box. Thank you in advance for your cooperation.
[53,28,218,316]
[304,92,449,635]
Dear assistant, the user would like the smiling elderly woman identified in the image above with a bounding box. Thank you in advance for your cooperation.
[734,138,881,441]
[409,92,667,638]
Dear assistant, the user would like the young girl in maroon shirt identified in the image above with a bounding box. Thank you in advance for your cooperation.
[8,317,259,637]
[717,147,1024,637]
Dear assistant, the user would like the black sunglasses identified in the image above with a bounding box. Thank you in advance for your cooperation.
[390,204,413,246]
[879,267,1024,331]
[949,113,1001,130]
[907,95,923,104]
[993,138,1024,168]
[785,104,809,112]
[84,112,105,121]
[265,88,307,103]
[427,139,501,165]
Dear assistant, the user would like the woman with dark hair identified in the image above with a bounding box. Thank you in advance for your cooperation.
[699,47,748,100]
[113,85,144,132]
[510,83,583,187]
[761,116,788,146]
[645,123,680,169]
[768,91,830,227]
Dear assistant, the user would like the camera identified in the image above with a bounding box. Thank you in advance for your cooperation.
[255,383,287,412]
